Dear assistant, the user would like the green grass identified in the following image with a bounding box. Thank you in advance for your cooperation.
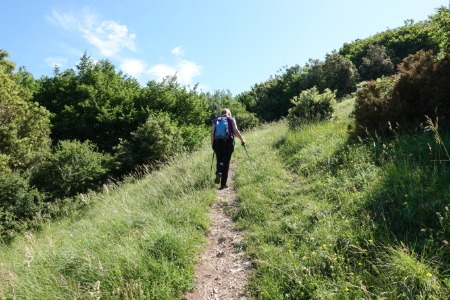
[0,148,216,299]
[1,97,450,299]
[233,98,450,299]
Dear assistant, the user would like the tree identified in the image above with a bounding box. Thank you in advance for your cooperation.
[321,53,360,98]
[34,54,142,152]
[359,44,395,81]
[430,7,450,58]
[0,50,51,172]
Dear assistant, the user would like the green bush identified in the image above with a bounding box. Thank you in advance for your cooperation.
[30,140,113,200]
[393,50,450,130]
[287,87,336,128]
[351,75,398,138]
[352,50,450,138]
[115,112,183,174]
[0,172,43,241]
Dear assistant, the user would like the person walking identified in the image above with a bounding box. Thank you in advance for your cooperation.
[211,108,245,190]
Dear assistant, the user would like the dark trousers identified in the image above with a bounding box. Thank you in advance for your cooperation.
[213,139,234,186]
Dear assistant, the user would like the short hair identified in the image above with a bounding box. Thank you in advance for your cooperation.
[221,108,231,117]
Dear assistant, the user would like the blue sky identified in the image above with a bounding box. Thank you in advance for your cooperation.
[1,0,447,96]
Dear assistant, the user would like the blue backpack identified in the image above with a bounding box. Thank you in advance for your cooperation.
[214,117,230,140]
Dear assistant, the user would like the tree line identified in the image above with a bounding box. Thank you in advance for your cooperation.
[0,6,449,242]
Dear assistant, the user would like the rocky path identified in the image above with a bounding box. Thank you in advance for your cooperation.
[185,167,251,300]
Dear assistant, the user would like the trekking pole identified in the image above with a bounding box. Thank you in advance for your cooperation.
[210,152,215,177]
[242,143,257,173]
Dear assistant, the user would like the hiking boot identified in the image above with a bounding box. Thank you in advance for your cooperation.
[215,172,222,184]
[219,185,228,190]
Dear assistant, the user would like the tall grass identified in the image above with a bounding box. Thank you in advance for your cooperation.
[0,147,216,299]
[233,98,450,299]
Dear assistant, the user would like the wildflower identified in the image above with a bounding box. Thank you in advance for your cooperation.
[426,272,433,278]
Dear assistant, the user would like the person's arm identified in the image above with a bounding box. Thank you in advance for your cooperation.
[232,120,245,145]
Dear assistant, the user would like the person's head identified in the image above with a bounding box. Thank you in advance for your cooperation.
[221,108,231,117]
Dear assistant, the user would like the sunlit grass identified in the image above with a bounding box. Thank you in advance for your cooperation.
[233,98,450,299]
[0,147,216,299]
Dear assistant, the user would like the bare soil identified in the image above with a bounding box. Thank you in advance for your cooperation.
[185,166,251,300]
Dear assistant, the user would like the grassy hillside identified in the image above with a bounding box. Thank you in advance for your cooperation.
[0,148,216,299]
[233,98,450,299]
[1,98,449,299]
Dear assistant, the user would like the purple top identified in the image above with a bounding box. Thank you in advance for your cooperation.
[213,116,235,139]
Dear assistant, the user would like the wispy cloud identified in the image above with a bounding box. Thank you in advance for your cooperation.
[171,46,184,57]
[120,59,147,78]
[45,56,68,69]
[47,8,136,57]
[148,59,201,86]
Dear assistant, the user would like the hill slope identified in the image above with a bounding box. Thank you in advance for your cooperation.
[1,98,449,299]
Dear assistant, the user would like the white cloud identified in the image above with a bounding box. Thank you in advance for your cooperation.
[45,56,68,69]
[47,8,136,57]
[120,59,146,78]
[171,46,184,57]
[148,60,201,86]
[176,60,202,85]
[148,64,177,81]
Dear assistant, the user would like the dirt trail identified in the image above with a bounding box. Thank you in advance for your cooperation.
[185,166,251,300]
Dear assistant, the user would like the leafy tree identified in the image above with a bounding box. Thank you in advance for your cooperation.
[208,90,260,130]
[430,7,450,58]
[239,65,305,121]
[320,53,360,98]
[137,76,210,150]
[0,50,52,172]
[339,18,438,70]
[34,53,142,152]
[358,44,395,81]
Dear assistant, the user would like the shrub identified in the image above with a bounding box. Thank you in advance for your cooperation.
[30,140,113,200]
[393,50,450,130]
[115,112,183,174]
[351,75,398,138]
[287,87,336,128]
[352,50,450,138]
[0,172,43,241]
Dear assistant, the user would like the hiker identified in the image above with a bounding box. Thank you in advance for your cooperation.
[211,108,245,190]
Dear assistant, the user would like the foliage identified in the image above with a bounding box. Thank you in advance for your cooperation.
[0,50,52,172]
[358,44,395,81]
[238,65,305,122]
[339,18,438,68]
[114,112,183,174]
[287,87,336,128]
[138,76,209,128]
[30,140,113,200]
[0,172,43,241]
[430,7,450,58]
[34,53,142,152]
[320,53,360,98]
[393,49,450,130]
[207,89,260,130]
[352,49,450,138]
[351,75,398,138]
